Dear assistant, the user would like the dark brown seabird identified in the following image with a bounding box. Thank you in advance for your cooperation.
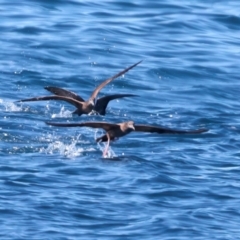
[45,121,208,157]
[45,86,138,116]
[17,60,142,116]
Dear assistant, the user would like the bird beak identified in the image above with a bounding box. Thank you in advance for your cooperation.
[90,100,95,106]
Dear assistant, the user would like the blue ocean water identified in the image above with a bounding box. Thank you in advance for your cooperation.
[1,0,240,239]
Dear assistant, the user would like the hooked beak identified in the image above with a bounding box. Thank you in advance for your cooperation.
[130,125,135,131]
[89,99,95,107]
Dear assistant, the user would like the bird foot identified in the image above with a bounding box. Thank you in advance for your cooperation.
[102,149,109,158]
[102,133,110,158]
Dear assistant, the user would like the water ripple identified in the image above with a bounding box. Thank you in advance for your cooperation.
[1,0,240,239]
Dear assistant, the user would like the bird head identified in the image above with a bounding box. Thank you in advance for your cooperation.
[127,121,135,131]
[89,99,95,107]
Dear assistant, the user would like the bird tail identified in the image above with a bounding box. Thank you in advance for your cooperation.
[72,109,82,116]
[96,134,109,142]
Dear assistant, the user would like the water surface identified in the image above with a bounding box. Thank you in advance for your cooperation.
[1,0,240,239]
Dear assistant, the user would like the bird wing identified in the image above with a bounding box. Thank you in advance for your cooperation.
[17,95,83,108]
[46,121,119,131]
[95,94,138,115]
[44,86,85,102]
[88,60,142,102]
[134,124,208,134]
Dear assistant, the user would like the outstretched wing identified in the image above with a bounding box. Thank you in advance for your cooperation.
[45,86,85,102]
[134,124,208,134]
[89,60,142,102]
[46,121,119,132]
[95,94,138,115]
[17,95,83,109]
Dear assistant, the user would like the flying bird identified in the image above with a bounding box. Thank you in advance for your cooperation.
[17,60,142,116]
[45,120,208,157]
[45,86,138,115]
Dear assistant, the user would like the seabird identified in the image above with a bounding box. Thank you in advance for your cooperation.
[45,121,208,157]
[17,60,142,116]
[45,86,138,115]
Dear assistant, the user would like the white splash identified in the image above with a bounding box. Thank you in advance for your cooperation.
[0,99,22,112]
[42,141,84,158]
[40,134,95,158]
[51,106,72,118]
